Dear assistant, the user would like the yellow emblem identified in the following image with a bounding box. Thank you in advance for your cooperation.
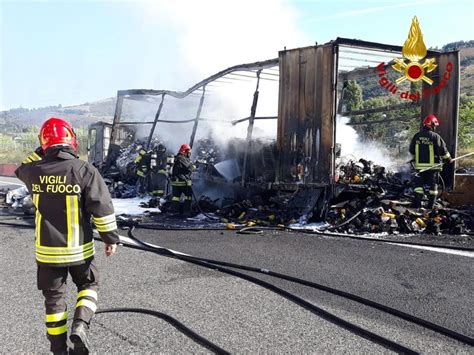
[392,16,437,85]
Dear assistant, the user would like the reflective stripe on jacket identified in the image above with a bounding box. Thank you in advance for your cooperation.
[409,127,451,170]
[171,153,196,184]
[15,146,119,267]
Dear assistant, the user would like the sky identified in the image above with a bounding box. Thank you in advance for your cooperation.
[1,0,473,110]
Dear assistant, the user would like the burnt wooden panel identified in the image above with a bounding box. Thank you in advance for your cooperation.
[421,51,459,189]
[277,45,335,184]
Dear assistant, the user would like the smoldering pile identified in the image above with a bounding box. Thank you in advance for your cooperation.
[193,136,277,184]
[195,138,222,165]
[196,193,303,227]
[328,158,472,235]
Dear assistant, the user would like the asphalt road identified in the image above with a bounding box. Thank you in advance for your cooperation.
[0,177,473,353]
[0,218,472,354]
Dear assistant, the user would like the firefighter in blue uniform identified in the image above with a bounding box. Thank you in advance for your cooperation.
[409,114,453,209]
[15,117,119,355]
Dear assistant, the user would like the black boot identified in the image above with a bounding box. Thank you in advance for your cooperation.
[70,320,90,354]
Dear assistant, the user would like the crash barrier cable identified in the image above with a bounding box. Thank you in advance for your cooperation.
[123,228,419,354]
[95,308,230,354]
[125,227,474,347]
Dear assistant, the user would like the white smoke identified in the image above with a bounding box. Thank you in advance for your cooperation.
[133,0,307,149]
[336,115,397,169]
[141,0,306,82]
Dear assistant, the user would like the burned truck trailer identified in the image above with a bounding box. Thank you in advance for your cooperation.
[90,38,460,220]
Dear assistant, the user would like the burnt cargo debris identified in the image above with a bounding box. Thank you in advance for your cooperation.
[327,158,472,235]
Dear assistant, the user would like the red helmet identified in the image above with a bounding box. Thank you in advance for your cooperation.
[39,117,78,151]
[423,114,440,129]
[178,144,192,155]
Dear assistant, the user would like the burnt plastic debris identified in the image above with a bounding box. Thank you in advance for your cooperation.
[3,140,471,236]
[328,158,472,235]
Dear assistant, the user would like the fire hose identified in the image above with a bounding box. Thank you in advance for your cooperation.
[122,227,474,348]
[413,151,474,176]
[191,188,220,221]
[120,227,419,354]
[1,217,472,351]
[95,308,230,354]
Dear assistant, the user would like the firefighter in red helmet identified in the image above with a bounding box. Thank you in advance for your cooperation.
[170,144,196,215]
[409,114,453,209]
[15,117,119,354]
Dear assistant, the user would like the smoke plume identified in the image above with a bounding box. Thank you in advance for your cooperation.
[130,0,307,152]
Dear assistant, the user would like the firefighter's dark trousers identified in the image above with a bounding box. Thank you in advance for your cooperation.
[413,170,439,208]
[171,184,193,214]
[148,171,168,197]
[37,261,99,352]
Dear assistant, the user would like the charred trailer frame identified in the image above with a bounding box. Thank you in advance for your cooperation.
[87,122,112,168]
[97,38,459,216]
[276,38,459,190]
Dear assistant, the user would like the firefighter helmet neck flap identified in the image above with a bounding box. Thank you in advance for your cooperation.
[423,114,440,130]
[39,117,78,151]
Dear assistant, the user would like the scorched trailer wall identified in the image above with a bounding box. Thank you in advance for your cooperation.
[98,38,459,190]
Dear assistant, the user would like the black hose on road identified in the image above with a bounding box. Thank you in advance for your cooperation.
[123,228,419,354]
[2,217,471,350]
[126,227,474,347]
[0,220,35,228]
[96,308,230,354]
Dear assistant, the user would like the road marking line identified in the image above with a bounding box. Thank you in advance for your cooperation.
[388,242,474,258]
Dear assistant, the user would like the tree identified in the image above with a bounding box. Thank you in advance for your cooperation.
[458,96,474,149]
[342,80,363,112]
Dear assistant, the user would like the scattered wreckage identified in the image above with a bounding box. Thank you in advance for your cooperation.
[2,152,472,236]
[2,38,471,236]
